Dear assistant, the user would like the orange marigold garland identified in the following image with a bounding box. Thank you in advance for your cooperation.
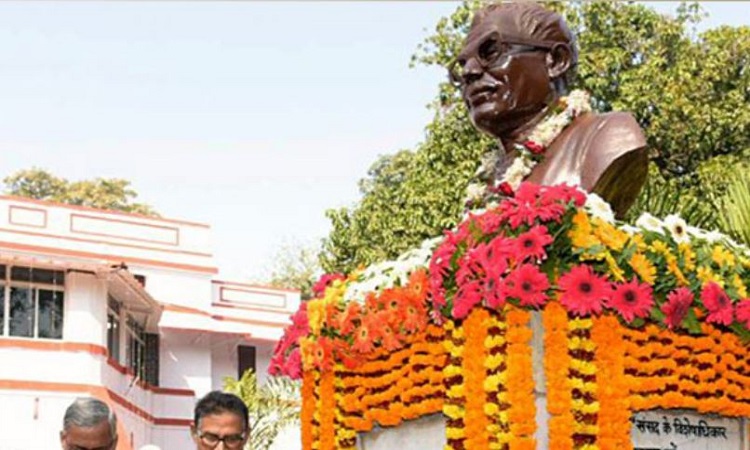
[334,364,357,449]
[463,308,491,449]
[543,302,574,450]
[506,307,536,450]
[301,369,316,450]
[592,315,631,450]
[318,369,336,450]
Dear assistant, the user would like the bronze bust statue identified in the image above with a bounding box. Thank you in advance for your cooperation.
[453,2,648,217]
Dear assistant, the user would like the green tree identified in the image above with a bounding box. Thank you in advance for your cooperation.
[263,241,321,301]
[321,1,750,273]
[4,167,158,216]
[224,369,300,450]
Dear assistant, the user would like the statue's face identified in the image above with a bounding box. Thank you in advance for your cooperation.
[455,10,557,139]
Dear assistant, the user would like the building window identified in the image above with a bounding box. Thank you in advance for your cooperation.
[0,265,65,340]
[126,315,146,380]
[238,345,257,379]
[107,297,121,361]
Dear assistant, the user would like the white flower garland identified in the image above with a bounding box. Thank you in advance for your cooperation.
[465,89,593,207]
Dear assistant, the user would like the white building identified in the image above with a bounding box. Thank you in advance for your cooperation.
[0,195,300,450]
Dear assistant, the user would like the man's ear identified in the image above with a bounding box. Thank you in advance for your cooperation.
[546,43,573,79]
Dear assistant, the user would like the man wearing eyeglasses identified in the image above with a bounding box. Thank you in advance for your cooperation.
[452,2,648,217]
[60,397,118,450]
[191,391,249,450]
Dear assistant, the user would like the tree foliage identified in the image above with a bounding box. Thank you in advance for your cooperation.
[321,1,750,273]
[4,167,158,216]
[224,369,300,450]
[264,241,321,301]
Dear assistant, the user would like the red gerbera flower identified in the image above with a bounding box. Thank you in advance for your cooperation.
[514,225,554,262]
[735,299,750,328]
[701,282,734,326]
[338,301,362,335]
[523,140,545,155]
[558,265,611,316]
[310,337,334,371]
[661,287,694,329]
[607,278,654,323]
[505,263,549,308]
[352,321,375,354]
[545,184,586,208]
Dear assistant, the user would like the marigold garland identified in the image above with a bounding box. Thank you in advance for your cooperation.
[443,318,466,449]
[301,370,316,450]
[506,308,536,450]
[484,309,509,449]
[319,369,336,450]
[464,308,491,449]
[568,317,598,450]
[543,302,574,450]
[591,315,631,450]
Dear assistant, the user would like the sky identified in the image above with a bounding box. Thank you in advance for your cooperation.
[0,2,747,281]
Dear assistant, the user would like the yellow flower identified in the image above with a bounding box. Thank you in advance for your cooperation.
[697,266,723,287]
[733,274,748,298]
[630,234,648,251]
[630,252,656,284]
[649,240,669,255]
[307,299,326,334]
[712,245,736,268]
[569,210,600,249]
[605,252,625,281]
[667,259,689,286]
[679,243,697,271]
[593,218,629,251]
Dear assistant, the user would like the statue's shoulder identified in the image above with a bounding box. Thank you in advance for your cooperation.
[576,111,648,217]
[577,111,646,153]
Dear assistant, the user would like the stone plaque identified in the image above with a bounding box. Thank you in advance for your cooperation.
[631,410,745,450]
[356,414,445,450]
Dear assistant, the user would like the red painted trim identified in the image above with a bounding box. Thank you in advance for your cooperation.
[70,213,180,246]
[212,279,300,294]
[0,226,212,257]
[0,240,218,274]
[0,195,210,228]
[8,205,47,229]
[150,386,196,397]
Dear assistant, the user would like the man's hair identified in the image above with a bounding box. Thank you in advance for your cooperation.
[63,397,117,438]
[193,391,249,430]
[472,2,578,89]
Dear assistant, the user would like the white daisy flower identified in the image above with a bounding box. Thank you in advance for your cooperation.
[635,213,664,233]
[584,193,616,223]
[663,214,690,244]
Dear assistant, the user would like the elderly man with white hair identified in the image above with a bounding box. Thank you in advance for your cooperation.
[60,397,118,450]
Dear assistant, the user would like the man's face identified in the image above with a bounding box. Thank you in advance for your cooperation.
[456,10,555,138]
[60,420,116,450]
[192,412,248,450]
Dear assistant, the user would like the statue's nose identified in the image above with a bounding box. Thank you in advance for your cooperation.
[461,57,484,85]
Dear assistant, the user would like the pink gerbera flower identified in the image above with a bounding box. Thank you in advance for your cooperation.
[607,279,654,323]
[558,265,611,316]
[661,288,694,329]
[514,225,554,262]
[505,263,550,308]
[735,299,750,328]
[701,282,734,326]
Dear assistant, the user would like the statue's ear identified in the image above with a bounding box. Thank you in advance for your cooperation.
[546,43,573,79]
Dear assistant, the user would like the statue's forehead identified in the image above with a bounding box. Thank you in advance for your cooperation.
[465,11,522,48]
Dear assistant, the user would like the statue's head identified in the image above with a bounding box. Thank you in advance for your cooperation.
[450,2,578,140]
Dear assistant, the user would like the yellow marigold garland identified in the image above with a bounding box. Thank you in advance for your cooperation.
[506,308,536,450]
[334,363,357,449]
[484,309,509,449]
[568,316,598,450]
[543,302,574,450]
[443,318,466,449]
[591,315,631,450]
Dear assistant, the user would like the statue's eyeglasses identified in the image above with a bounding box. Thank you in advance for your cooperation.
[195,431,247,449]
[448,36,555,88]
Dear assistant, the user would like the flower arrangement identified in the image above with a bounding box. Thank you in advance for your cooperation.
[431,182,750,335]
